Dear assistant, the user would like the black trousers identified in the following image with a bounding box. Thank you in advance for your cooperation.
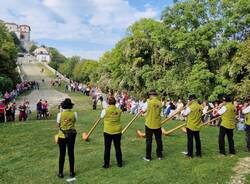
[186,128,201,157]
[58,133,76,174]
[145,126,163,159]
[104,132,122,166]
[245,125,250,151]
[218,126,235,155]
[0,113,4,123]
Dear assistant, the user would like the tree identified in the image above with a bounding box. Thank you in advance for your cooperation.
[48,47,67,70]
[0,23,20,93]
[58,56,80,78]
[72,60,100,83]
[29,44,37,55]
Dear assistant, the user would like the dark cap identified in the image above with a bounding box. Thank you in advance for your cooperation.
[148,90,158,96]
[108,96,116,105]
[222,95,231,102]
[61,98,74,109]
[188,95,197,101]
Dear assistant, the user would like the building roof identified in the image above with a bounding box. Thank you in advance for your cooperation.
[5,22,18,26]
[20,24,31,31]
[33,47,49,55]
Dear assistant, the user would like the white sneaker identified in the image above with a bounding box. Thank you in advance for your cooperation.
[143,157,151,162]
[158,157,163,160]
[181,151,188,155]
[66,177,76,182]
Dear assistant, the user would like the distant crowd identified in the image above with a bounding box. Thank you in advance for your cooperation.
[0,80,40,123]
[61,79,249,128]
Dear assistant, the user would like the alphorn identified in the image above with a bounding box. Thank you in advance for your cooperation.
[163,116,221,136]
[201,116,221,127]
[82,118,102,141]
[122,112,141,134]
[179,108,214,133]
[163,123,186,136]
[137,107,185,138]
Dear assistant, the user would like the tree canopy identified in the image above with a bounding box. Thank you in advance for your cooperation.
[0,23,21,93]
[49,0,250,101]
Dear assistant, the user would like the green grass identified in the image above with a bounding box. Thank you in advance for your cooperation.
[0,91,249,184]
[36,63,56,78]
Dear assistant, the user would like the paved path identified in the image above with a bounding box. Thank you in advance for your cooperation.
[230,157,250,184]
[16,60,69,111]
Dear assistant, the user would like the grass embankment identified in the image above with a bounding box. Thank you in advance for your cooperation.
[0,90,250,184]
[36,63,56,78]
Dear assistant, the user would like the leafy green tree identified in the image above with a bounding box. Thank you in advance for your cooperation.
[230,36,250,100]
[29,44,37,55]
[0,23,20,93]
[48,47,67,70]
[44,0,250,101]
[72,60,100,83]
[58,56,80,78]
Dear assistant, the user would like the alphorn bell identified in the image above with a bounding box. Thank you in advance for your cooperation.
[163,116,221,136]
[137,127,169,138]
[82,118,101,141]
[122,112,141,134]
[136,107,185,138]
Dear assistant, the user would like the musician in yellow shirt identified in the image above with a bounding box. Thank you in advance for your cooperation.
[100,97,123,168]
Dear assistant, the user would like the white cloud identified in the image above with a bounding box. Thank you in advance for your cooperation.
[0,0,160,58]
[61,49,104,60]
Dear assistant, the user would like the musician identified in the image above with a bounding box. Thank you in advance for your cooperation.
[242,97,250,152]
[142,90,163,161]
[57,98,77,178]
[101,96,123,168]
[217,96,236,155]
[182,95,202,158]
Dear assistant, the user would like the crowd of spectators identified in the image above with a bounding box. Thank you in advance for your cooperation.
[0,80,39,123]
[64,81,92,96]
[36,99,50,119]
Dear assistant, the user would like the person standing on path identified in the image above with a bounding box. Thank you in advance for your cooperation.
[56,98,77,178]
[242,97,250,152]
[217,96,236,155]
[142,90,163,161]
[101,96,123,168]
[182,95,202,158]
[36,99,42,119]
[18,102,27,121]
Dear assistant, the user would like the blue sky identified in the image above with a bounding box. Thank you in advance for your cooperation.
[0,0,173,60]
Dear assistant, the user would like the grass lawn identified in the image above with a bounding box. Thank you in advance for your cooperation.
[1,91,250,184]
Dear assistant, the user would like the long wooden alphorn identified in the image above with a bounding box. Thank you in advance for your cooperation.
[122,112,141,134]
[161,106,185,126]
[82,118,101,141]
[136,107,185,138]
[164,116,221,136]
[179,108,214,133]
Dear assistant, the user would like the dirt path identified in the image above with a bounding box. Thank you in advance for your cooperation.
[229,157,250,184]
[16,60,69,111]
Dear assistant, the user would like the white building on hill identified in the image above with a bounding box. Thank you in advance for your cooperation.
[33,47,51,63]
